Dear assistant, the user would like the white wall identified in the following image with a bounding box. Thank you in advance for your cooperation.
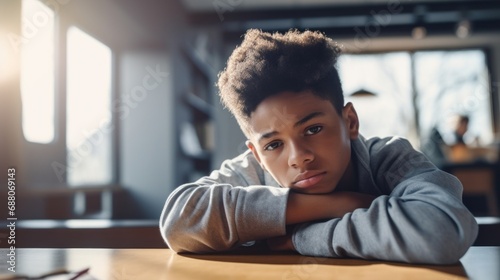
[120,52,175,219]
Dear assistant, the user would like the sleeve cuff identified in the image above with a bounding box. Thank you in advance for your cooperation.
[236,186,289,242]
[292,219,341,257]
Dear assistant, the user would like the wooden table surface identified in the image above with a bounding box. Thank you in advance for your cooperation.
[0,246,498,279]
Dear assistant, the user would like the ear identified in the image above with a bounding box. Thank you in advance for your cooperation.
[246,140,265,170]
[342,102,359,140]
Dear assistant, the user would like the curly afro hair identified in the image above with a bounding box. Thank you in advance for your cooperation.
[217,29,344,135]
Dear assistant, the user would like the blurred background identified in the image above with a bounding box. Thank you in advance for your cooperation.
[0,0,499,246]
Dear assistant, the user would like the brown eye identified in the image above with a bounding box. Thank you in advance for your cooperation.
[305,125,322,135]
[264,141,282,151]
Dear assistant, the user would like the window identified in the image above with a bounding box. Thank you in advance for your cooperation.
[20,0,55,143]
[66,26,113,186]
[339,52,416,143]
[338,49,494,148]
[415,50,493,146]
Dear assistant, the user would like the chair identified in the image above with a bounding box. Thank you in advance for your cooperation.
[449,165,498,216]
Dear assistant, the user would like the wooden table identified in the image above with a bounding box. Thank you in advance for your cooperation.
[0,247,498,279]
[0,219,164,248]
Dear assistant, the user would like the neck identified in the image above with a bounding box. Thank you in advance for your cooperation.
[336,157,358,192]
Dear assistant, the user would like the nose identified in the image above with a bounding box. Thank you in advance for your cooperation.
[288,141,314,168]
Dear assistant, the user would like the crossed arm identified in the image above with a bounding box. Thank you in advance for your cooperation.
[268,191,376,251]
[160,178,374,253]
[160,174,476,264]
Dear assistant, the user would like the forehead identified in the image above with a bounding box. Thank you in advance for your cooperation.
[248,91,339,135]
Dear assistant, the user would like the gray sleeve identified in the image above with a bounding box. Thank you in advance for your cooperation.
[159,151,289,253]
[292,138,478,264]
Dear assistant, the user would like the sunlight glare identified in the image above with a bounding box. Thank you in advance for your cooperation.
[66,26,112,186]
[20,0,55,143]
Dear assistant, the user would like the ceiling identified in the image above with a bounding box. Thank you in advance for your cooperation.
[181,0,460,12]
[179,0,500,41]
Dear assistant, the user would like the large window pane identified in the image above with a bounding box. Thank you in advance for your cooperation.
[415,50,493,146]
[338,52,416,145]
[67,26,112,186]
[21,0,55,143]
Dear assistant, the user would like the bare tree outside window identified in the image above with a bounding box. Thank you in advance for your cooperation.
[415,50,493,146]
[338,49,493,152]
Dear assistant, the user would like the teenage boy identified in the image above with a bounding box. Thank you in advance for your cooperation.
[160,29,478,264]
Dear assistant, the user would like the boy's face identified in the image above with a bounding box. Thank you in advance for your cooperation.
[246,91,359,194]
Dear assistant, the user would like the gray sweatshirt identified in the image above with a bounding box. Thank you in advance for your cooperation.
[160,136,478,264]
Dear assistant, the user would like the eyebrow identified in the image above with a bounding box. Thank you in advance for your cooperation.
[258,111,325,143]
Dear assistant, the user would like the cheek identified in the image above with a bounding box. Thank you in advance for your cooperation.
[261,154,289,185]
[313,131,351,162]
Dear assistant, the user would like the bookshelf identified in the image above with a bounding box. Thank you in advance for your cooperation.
[176,42,216,183]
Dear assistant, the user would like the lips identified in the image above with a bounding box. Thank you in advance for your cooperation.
[292,171,326,189]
